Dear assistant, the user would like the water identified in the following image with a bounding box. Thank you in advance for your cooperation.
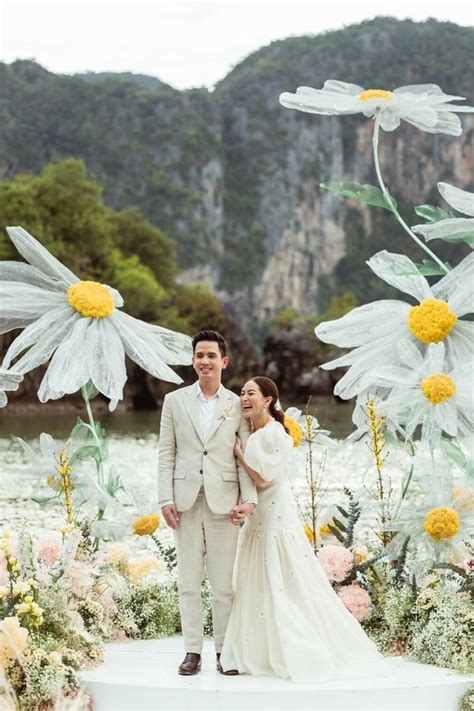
[0,398,354,440]
[0,400,413,537]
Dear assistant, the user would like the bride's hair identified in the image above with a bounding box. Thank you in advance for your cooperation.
[252,376,289,433]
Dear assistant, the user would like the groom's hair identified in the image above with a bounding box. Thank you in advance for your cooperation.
[192,329,227,357]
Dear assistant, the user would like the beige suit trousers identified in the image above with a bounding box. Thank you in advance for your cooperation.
[173,486,240,653]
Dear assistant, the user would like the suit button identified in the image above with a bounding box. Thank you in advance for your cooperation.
[203,450,208,455]
[200,469,203,475]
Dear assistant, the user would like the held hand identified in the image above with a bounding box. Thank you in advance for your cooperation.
[229,501,255,526]
[161,503,180,530]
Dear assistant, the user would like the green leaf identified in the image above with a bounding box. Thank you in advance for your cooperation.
[440,437,474,478]
[70,417,87,438]
[70,444,100,463]
[320,181,396,211]
[413,259,453,276]
[414,205,453,223]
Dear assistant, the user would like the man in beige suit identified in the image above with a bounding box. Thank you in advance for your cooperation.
[158,330,257,676]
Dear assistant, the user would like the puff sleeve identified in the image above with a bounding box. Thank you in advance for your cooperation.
[244,421,293,482]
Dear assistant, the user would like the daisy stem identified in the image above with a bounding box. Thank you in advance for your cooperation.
[81,384,105,512]
[372,115,449,274]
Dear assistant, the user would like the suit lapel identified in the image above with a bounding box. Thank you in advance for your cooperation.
[206,390,234,443]
[182,386,205,444]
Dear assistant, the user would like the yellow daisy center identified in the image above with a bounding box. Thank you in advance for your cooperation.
[358,89,392,102]
[423,507,459,540]
[284,414,303,447]
[420,373,456,404]
[132,513,160,536]
[67,281,114,318]
[408,299,457,343]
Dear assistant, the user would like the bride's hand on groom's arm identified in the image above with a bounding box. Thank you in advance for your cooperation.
[234,435,243,462]
[161,503,180,530]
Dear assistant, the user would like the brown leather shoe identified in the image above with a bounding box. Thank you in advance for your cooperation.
[178,652,201,675]
[216,652,239,675]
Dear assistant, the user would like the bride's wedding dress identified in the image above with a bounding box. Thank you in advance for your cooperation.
[220,419,385,682]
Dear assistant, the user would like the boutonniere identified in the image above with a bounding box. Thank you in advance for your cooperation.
[218,408,234,421]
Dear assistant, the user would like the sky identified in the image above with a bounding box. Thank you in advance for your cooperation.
[0,0,473,90]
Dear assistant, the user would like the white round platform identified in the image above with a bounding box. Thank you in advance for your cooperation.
[81,636,473,710]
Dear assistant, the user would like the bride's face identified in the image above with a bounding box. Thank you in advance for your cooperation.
[240,380,271,419]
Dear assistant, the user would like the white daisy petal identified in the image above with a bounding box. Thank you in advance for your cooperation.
[446,323,474,370]
[111,312,189,384]
[0,367,22,407]
[426,342,445,373]
[6,227,79,285]
[413,217,474,243]
[315,300,407,347]
[396,339,424,369]
[0,261,66,291]
[323,80,365,95]
[39,433,58,460]
[46,318,91,395]
[103,284,124,308]
[0,317,35,335]
[378,110,400,132]
[86,319,127,402]
[112,311,192,365]
[366,251,432,301]
[0,283,66,321]
[438,182,474,216]
[432,252,474,313]
[2,307,77,368]
[5,311,79,373]
[435,401,458,437]
[37,372,65,403]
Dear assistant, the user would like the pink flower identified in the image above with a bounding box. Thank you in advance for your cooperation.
[317,544,354,582]
[337,583,372,622]
[38,535,61,566]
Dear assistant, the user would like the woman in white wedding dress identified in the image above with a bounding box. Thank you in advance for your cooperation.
[220,376,385,682]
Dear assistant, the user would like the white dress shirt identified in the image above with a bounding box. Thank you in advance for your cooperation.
[195,381,222,442]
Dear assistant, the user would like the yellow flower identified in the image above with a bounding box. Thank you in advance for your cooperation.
[284,415,303,447]
[132,513,160,536]
[106,542,131,563]
[127,556,166,583]
[351,544,369,565]
[67,280,115,318]
[319,520,334,536]
[0,617,29,667]
[424,507,460,541]
[303,524,316,541]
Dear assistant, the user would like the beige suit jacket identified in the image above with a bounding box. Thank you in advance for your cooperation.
[158,383,257,514]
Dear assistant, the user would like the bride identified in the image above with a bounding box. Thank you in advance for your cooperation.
[220,376,385,682]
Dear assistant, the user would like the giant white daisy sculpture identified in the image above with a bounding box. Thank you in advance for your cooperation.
[0,227,192,408]
[315,250,474,399]
[413,182,474,246]
[359,341,473,446]
[279,81,474,135]
[0,367,22,407]
[385,454,473,578]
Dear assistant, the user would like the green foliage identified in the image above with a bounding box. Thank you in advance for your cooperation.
[109,208,176,290]
[327,487,361,548]
[161,282,228,334]
[104,250,168,321]
[320,181,396,211]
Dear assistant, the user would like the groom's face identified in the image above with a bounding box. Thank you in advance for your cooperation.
[192,340,228,382]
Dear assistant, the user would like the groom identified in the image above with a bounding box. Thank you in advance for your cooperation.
[158,329,257,675]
